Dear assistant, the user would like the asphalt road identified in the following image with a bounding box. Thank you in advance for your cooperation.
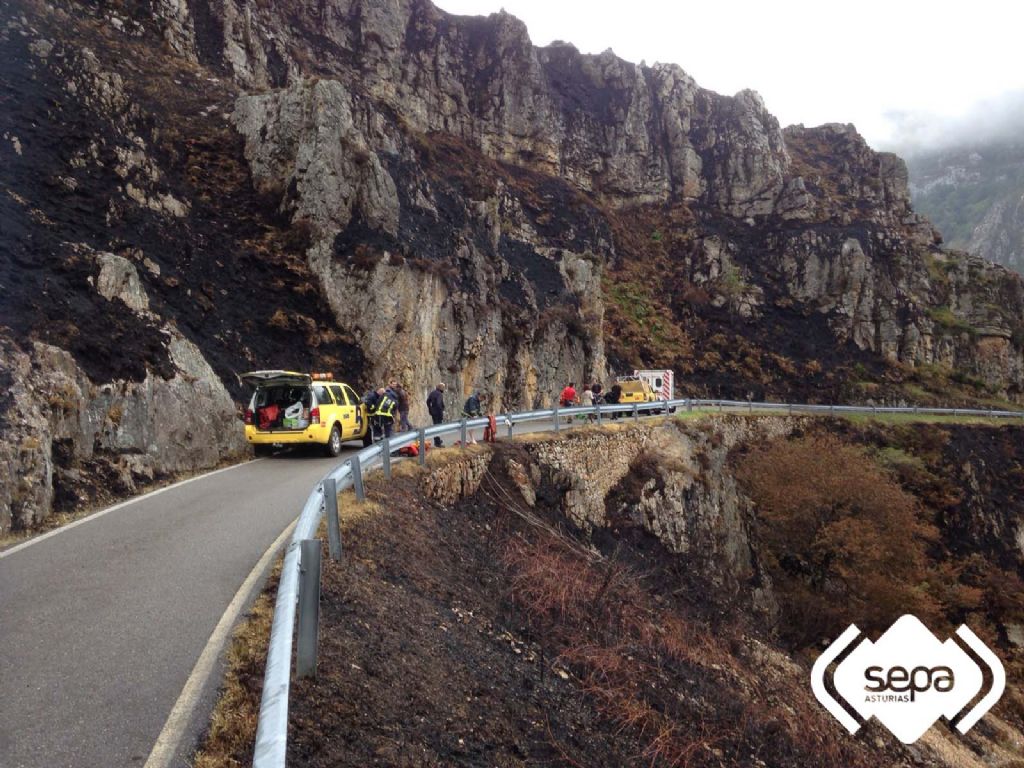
[0,412,623,768]
[0,446,358,768]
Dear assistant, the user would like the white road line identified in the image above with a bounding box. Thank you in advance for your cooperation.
[0,459,262,560]
[143,517,298,768]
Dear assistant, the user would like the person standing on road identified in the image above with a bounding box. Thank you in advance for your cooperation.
[559,382,577,408]
[559,381,577,424]
[389,379,411,432]
[370,386,397,439]
[362,388,382,441]
[605,383,622,420]
[427,382,446,447]
[462,390,483,444]
[580,384,594,421]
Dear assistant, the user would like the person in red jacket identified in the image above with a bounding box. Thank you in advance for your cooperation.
[559,382,577,408]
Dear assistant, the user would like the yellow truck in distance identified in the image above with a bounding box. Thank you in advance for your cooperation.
[615,376,659,404]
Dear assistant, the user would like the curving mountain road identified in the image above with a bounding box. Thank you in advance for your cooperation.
[0,414,569,768]
[0,411,624,768]
[0,448,360,768]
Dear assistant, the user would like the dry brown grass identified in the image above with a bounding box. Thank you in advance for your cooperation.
[499,533,857,767]
[333,489,381,524]
[387,442,493,479]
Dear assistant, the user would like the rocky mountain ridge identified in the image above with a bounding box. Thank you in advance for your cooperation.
[2,0,1023,532]
[906,140,1024,274]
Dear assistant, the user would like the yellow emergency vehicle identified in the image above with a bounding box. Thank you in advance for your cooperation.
[615,376,659,404]
[242,370,371,457]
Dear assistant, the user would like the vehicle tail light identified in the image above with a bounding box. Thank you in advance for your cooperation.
[244,409,253,425]
[310,407,320,425]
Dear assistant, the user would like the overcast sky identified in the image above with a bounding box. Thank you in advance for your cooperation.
[435,0,1024,153]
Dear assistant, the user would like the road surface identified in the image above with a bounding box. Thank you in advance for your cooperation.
[0,447,357,768]
[0,410,641,768]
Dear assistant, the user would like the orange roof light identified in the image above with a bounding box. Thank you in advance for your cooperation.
[311,372,334,381]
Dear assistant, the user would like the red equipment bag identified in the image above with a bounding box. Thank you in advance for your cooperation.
[257,404,280,429]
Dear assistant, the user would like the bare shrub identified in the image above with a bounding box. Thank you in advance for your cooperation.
[735,434,941,649]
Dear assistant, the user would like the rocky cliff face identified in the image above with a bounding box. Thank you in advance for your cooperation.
[969,194,1024,272]
[0,252,245,532]
[3,0,1024,532]
[157,0,1023,401]
[520,419,788,620]
[420,420,789,622]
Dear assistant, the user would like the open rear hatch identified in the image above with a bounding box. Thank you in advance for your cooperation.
[242,371,314,432]
[241,370,312,388]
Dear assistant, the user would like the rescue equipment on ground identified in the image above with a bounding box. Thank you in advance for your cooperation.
[398,442,429,457]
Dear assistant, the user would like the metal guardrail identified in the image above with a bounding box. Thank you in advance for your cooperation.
[250,397,1024,766]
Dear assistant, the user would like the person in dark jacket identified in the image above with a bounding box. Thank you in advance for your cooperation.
[461,390,484,444]
[388,379,411,432]
[426,382,446,447]
[605,383,622,420]
[362,388,381,411]
[463,391,482,418]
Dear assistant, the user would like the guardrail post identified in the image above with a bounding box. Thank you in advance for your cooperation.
[595,403,602,425]
[296,539,321,678]
[323,478,342,562]
[687,399,692,413]
[830,405,835,416]
[633,404,639,422]
[553,405,560,432]
[418,428,426,465]
[381,438,391,479]
[788,403,793,416]
[506,417,514,437]
[718,402,723,413]
[872,405,877,415]
[350,455,365,501]
[460,418,467,448]
[748,401,753,415]
[953,408,958,417]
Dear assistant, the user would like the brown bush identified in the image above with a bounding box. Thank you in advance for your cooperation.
[735,434,941,649]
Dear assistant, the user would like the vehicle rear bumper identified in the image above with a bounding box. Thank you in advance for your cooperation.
[245,424,330,445]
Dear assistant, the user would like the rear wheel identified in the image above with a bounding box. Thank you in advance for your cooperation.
[362,424,373,447]
[325,425,343,457]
